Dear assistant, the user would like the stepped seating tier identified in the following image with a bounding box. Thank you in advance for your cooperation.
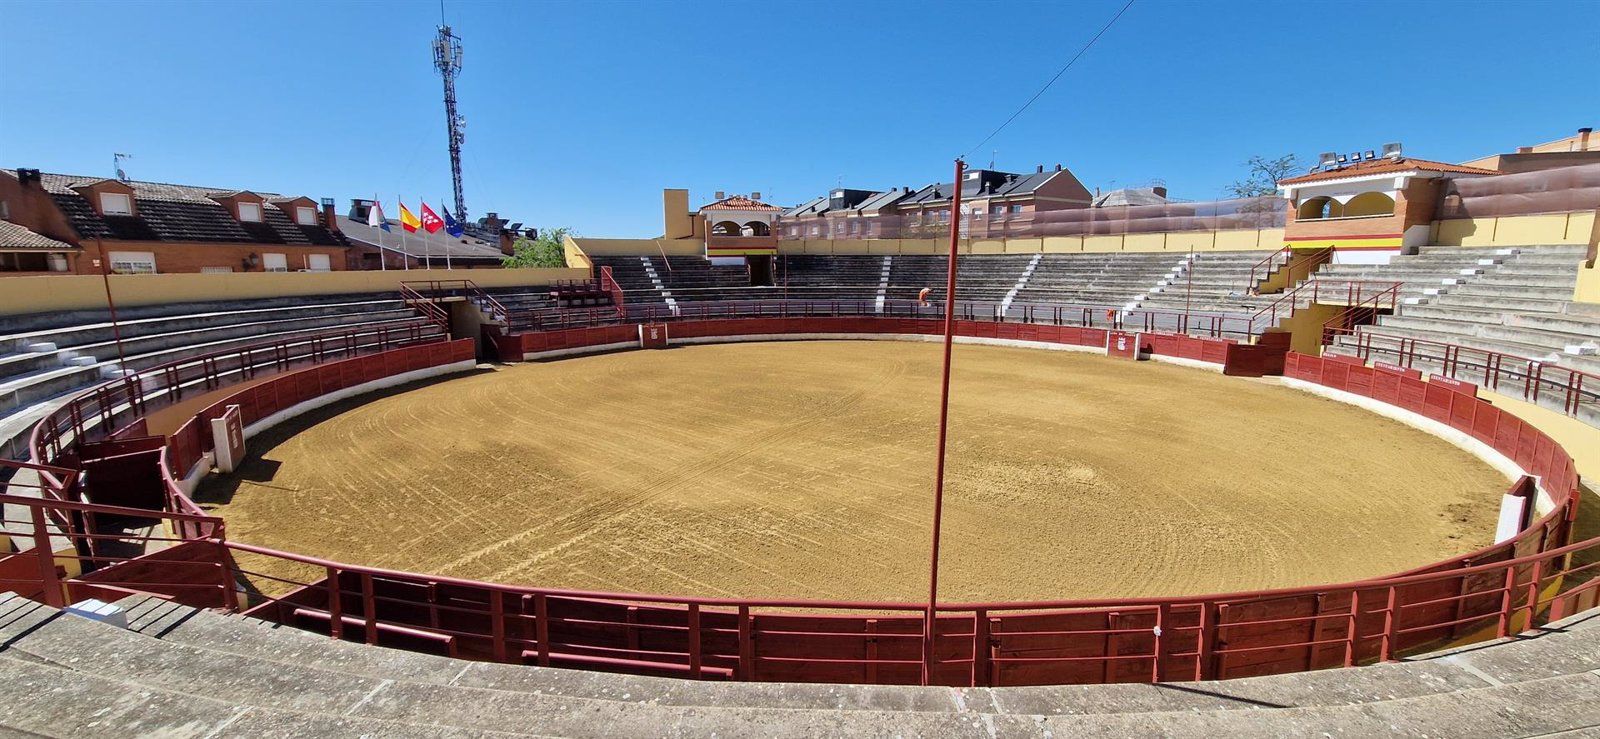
[1,591,1596,736]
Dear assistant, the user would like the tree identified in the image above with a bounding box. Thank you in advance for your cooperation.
[501,227,572,269]
[1227,154,1301,199]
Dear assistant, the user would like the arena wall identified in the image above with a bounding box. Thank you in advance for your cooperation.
[0,268,587,316]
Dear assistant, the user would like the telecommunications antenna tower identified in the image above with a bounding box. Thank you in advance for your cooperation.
[434,12,467,222]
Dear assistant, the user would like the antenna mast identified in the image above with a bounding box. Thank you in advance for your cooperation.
[434,17,467,222]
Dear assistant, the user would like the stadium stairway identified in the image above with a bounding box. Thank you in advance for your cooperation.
[2,590,1596,736]
[1011,252,1184,311]
[0,295,448,460]
[1330,245,1599,372]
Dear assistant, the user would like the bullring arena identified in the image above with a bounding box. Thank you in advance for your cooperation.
[202,340,1506,604]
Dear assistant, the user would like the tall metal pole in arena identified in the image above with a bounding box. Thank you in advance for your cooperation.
[922,158,965,686]
[434,19,468,223]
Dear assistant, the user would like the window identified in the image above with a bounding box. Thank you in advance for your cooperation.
[810,225,820,236]
[201,267,233,274]
[0,252,51,272]
[101,192,133,215]
[238,202,263,222]
[263,253,288,272]
[306,254,331,272]
[992,205,1005,215]
[108,251,155,274]
[0,200,9,219]
[1011,204,1023,214]
[295,206,317,225]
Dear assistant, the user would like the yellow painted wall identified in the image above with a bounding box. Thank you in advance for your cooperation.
[0,267,587,316]
[1273,303,1345,355]
[562,234,593,272]
[1576,258,1600,303]
[1432,211,1597,247]
[569,237,706,257]
[757,229,1288,256]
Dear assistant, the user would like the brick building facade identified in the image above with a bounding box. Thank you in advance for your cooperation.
[0,169,349,276]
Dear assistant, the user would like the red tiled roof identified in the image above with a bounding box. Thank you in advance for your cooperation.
[1278,157,1499,185]
[699,195,781,212]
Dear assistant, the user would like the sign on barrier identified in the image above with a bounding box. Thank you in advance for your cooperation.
[1429,374,1478,397]
[210,404,245,474]
[1106,331,1142,360]
[639,323,669,349]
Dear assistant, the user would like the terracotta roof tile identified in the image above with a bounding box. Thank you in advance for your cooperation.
[0,220,76,251]
[1278,158,1498,185]
[699,195,782,212]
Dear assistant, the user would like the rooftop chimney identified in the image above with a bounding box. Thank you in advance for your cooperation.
[320,197,339,233]
[715,191,726,200]
[1054,164,1062,171]
[1580,127,1593,152]
[348,198,373,221]
[1517,146,1533,154]
[1153,186,1168,199]
[16,168,41,187]
[751,191,761,200]
[1036,164,1044,173]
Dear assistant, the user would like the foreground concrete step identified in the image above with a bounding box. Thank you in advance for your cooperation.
[5,600,1033,736]
[0,656,535,739]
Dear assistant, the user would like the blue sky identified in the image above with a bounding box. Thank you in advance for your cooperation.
[2,0,1595,237]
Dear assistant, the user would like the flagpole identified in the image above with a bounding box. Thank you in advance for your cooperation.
[400,197,411,271]
[443,202,452,270]
[374,193,386,271]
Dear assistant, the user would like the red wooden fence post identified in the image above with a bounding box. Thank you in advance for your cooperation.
[688,604,703,679]
[1379,586,1398,661]
[30,504,64,608]
[491,590,508,662]
[326,566,344,641]
[533,593,550,667]
[361,572,378,645]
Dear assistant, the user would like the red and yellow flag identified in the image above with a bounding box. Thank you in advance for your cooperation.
[398,201,422,233]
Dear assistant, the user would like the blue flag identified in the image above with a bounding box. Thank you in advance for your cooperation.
[368,200,391,232]
[441,204,464,237]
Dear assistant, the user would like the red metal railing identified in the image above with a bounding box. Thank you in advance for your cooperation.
[1325,329,1599,419]
[511,297,1265,341]
[1247,280,1402,334]
[29,322,445,482]
[599,266,626,317]
[401,279,509,323]
[398,282,451,330]
[1246,246,1334,294]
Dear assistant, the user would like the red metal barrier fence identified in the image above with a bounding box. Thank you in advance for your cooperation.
[7,317,1595,688]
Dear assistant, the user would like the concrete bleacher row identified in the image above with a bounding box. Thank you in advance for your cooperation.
[2,591,1595,736]
[0,293,450,460]
[1330,245,1599,374]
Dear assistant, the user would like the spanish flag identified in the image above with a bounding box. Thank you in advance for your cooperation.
[399,201,422,233]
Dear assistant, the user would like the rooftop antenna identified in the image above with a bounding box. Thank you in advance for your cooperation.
[434,5,468,222]
[990,150,996,169]
[113,152,132,182]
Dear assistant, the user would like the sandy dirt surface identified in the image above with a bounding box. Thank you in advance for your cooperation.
[197,341,1507,604]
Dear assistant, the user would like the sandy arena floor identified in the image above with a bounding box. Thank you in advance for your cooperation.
[198,340,1508,604]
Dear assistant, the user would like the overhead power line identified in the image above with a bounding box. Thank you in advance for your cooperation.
[961,0,1136,160]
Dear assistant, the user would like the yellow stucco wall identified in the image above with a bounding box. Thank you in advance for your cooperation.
[1576,259,1600,303]
[771,229,1284,256]
[0,267,588,316]
[569,237,706,257]
[1432,212,1597,247]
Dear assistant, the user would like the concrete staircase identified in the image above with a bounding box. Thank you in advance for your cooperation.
[2,591,1596,736]
[1331,245,1598,374]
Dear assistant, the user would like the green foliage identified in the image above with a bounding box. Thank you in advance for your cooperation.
[1227,154,1301,199]
[501,227,572,269]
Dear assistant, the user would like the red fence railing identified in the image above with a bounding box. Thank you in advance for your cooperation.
[29,322,445,490]
[1327,329,1599,420]
[511,298,1268,341]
